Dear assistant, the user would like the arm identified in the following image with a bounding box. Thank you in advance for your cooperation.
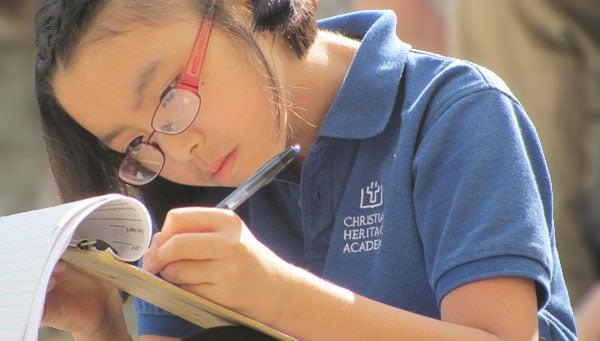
[274,266,537,340]
[141,206,540,340]
[44,261,133,341]
[135,265,538,341]
[71,289,132,341]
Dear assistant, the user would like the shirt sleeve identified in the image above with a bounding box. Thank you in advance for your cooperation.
[412,87,555,308]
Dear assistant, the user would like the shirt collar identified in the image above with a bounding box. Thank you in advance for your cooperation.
[316,10,411,139]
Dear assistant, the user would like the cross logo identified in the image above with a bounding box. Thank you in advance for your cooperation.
[360,181,383,209]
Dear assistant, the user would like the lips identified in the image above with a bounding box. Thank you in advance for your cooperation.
[208,149,234,174]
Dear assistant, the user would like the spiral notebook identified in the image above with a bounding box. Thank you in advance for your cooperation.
[0,194,293,341]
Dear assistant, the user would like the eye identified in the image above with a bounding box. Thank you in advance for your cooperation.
[159,122,179,132]
[161,91,177,108]
[125,136,145,152]
[160,78,179,102]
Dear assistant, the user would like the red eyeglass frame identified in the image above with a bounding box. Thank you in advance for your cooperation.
[144,13,214,141]
[118,14,214,185]
[169,14,213,100]
[143,13,214,144]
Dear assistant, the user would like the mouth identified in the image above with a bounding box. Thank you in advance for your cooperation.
[210,148,237,185]
[208,152,231,174]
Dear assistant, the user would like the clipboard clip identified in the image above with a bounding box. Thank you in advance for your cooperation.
[75,239,119,256]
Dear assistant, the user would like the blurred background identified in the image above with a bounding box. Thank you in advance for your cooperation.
[1,0,598,339]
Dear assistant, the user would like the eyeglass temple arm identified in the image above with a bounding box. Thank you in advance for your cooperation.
[177,0,254,92]
[177,14,214,93]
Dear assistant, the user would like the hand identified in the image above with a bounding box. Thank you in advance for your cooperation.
[142,208,295,325]
[43,260,129,340]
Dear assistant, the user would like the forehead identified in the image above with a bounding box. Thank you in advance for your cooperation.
[52,18,199,137]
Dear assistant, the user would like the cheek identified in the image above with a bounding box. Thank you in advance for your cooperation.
[202,67,280,140]
[159,158,209,186]
[201,39,282,137]
[234,70,284,138]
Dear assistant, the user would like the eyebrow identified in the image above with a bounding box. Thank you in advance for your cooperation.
[133,59,162,109]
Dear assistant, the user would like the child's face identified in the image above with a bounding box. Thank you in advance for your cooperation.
[53,13,287,188]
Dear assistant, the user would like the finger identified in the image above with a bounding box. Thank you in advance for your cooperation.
[46,276,57,293]
[159,259,219,285]
[53,261,67,275]
[160,207,240,244]
[149,232,161,247]
[143,232,226,273]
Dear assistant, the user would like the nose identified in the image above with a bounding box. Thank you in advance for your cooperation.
[151,129,204,164]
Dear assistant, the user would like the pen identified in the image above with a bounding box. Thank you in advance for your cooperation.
[215,145,301,210]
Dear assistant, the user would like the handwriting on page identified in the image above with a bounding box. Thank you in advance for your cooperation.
[73,201,148,260]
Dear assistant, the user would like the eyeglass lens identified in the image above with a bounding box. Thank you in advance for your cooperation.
[153,88,201,134]
[118,88,200,185]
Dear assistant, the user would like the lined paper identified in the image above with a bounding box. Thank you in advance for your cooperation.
[0,202,79,341]
[0,194,150,341]
[1,194,290,341]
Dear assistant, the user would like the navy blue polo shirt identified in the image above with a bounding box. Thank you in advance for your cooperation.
[135,11,577,339]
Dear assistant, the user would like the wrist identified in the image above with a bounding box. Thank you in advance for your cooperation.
[272,265,304,327]
[259,259,306,327]
[73,288,131,341]
[269,263,335,324]
[268,265,355,335]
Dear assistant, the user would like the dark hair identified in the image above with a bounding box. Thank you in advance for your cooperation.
[34,0,318,224]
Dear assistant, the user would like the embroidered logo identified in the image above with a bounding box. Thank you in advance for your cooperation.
[341,181,385,254]
[360,181,383,209]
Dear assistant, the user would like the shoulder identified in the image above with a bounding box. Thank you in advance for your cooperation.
[403,49,518,111]
[394,50,530,146]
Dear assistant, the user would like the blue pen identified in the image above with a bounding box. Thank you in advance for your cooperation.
[215,145,301,210]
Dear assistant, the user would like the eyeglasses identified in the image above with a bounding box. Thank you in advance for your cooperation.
[118,15,213,186]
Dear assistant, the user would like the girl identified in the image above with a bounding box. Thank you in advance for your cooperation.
[36,0,576,340]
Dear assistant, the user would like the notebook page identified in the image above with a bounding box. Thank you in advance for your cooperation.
[71,198,152,262]
[23,194,150,341]
[0,200,88,341]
